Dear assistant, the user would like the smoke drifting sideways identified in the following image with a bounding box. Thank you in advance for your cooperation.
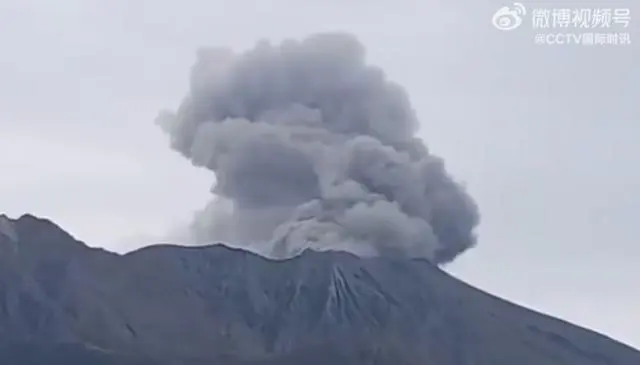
[156,32,479,264]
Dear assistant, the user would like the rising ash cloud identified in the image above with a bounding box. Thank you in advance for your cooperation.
[157,32,479,264]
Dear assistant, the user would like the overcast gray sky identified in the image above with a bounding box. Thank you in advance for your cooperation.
[0,0,638,348]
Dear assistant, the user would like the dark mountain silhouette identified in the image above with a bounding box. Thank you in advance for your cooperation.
[0,213,638,365]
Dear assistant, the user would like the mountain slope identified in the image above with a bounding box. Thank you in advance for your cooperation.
[0,213,639,365]
[0,342,159,365]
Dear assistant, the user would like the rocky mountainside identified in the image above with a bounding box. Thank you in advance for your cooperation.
[0,213,639,365]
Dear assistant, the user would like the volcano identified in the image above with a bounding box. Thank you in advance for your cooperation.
[0,213,638,365]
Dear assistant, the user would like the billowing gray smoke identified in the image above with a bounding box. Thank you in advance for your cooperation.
[157,32,479,264]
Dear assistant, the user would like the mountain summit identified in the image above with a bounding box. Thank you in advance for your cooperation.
[0,214,638,364]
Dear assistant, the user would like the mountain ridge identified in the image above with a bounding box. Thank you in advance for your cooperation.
[0,213,638,365]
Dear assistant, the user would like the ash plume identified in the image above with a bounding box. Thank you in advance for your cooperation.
[157,32,479,264]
